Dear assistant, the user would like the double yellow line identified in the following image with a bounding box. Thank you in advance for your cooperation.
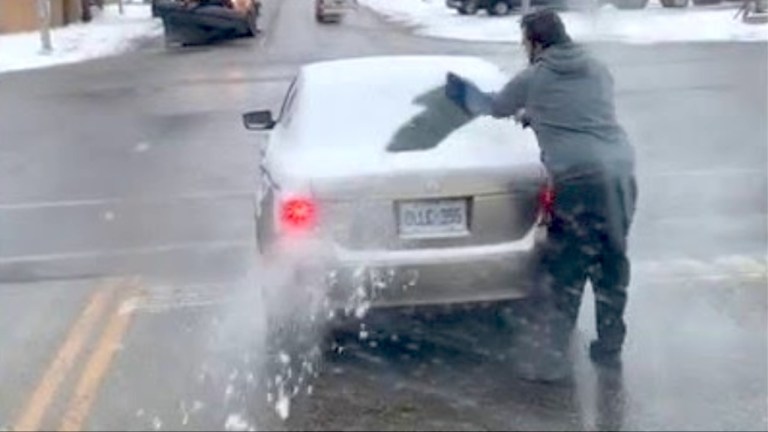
[13,277,142,432]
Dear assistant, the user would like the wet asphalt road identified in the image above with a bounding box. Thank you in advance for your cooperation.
[0,0,766,430]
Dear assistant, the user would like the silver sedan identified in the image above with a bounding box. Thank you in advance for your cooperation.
[244,56,550,312]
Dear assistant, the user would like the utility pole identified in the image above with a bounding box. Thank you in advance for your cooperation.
[37,0,53,53]
[118,0,125,15]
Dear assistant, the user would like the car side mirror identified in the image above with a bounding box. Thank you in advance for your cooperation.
[243,110,276,130]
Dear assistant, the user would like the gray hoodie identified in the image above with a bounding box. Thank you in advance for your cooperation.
[486,43,635,180]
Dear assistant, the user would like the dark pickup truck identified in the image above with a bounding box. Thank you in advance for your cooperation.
[153,0,261,45]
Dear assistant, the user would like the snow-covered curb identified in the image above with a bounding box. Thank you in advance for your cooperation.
[0,4,162,74]
[359,0,768,44]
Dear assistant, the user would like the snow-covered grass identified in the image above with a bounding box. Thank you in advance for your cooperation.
[0,3,162,74]
[359,0,768,43]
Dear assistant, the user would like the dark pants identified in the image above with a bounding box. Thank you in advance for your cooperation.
[539,167,638,352]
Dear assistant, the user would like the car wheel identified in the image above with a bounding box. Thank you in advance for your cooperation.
[245,10,259,36]
[489,0,511,15]
[661,0,689,6]
[315,0,326,22]
[611,0,648,9]
[459,0,480,14]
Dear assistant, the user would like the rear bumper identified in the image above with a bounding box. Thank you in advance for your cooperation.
[324,227,545,309]
[317,0,353,15]
[318,6,346,15]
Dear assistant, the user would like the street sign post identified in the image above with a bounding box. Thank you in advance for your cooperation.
[37,0,53,53]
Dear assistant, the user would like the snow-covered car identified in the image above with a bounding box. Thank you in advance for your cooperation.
[315,0,355,22]
[153,0,260,45]
[243,56,550,311]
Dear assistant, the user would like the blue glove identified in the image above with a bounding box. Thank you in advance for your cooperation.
[446,72,492,116]
[445,72,467,111]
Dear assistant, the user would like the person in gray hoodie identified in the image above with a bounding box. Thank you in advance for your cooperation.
[447,9,637,370]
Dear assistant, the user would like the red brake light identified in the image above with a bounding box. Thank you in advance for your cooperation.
[539,183,555,215]
[280,197,316,230]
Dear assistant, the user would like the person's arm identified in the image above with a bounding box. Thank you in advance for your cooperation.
[446,67,534,119]
[488,67,534,119]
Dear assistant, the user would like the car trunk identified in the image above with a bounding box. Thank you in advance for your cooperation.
[309,165,545,251]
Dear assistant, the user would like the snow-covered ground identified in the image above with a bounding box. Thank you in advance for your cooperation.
[0,3,161,74]
[359,0,768,43]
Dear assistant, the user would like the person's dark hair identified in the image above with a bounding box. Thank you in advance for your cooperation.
[520,9,571,49]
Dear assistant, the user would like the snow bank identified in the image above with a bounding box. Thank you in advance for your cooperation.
[0,3,162,74]
[359,0,768,43]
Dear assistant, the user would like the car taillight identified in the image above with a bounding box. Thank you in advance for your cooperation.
[280,197,316,231]
[539,183,555,215]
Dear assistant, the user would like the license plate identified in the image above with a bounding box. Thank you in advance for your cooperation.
[398,199,469,239]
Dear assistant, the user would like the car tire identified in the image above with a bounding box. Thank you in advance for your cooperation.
[611,0,648,8]
[245,10,258,36]
[489,0,511,15]
[315,0,326,22]
[459,0,480,14]
[660,0,689,6]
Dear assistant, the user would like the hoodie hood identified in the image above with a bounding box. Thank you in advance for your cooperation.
[537,43,591,75]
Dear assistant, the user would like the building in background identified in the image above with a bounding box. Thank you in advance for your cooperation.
[0,0,83,34]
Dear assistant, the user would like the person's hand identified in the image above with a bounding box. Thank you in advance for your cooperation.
[445,72,468,108]
[514,108,531,128]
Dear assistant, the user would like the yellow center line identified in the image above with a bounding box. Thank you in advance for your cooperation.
[58,277,143,432]
[13,281,118,432]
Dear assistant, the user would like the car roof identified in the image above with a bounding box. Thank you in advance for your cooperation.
[299,55,503,87]
[289,56,511,141]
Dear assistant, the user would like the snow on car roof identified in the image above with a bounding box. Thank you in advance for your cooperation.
[291,55,518,143]
[300,55,504,88]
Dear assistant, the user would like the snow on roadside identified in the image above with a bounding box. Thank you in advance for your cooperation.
[359,0,768,44]
[0,3,162,74]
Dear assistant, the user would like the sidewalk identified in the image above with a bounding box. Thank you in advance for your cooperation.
[0,3,162,75]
